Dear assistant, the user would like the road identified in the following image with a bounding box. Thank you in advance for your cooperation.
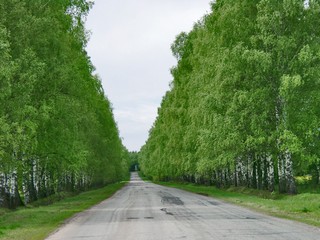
[46,172,319,240]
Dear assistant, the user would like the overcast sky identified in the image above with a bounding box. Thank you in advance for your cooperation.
[85,0,212,151]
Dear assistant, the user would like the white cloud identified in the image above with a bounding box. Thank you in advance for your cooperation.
[86,0,212,151]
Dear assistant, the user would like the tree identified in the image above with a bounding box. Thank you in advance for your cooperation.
[140,0,320,194]
[0,0,128,209]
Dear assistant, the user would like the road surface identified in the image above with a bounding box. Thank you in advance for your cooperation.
[47,172,319,240]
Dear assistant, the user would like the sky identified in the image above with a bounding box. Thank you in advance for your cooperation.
[85,0,212,151]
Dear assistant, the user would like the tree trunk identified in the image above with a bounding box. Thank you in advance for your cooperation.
[0,173,8,208]
[8,171,24,209]
[252,157,257,189]
[234,160,238,187]
[284,151,297,194]
[25,159,38,203]
[262,154,268,190]
[278,153,286,193]
[267,154,275,192]
[257,156,262,190]
[246,155,250,187]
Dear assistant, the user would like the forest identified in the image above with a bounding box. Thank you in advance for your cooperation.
[140,0,320,194]
[0,0,129,209]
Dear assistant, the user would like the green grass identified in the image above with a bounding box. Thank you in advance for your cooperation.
[156,181,320,227]
[0,182,127,240]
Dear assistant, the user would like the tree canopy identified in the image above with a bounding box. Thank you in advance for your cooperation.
[140,0,320,194]
[0,0,129,209]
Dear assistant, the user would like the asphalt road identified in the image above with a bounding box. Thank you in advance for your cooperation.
[46,172,320,240]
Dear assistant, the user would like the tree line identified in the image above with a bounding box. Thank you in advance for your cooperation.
[0,0,129,209]
[140,0,320,194]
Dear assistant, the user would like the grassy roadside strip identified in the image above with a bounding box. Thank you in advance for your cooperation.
[0,182,127,240]
[154,181,320,227]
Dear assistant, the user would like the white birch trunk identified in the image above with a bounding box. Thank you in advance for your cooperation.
[284,150,297,194]
[266,154,274,191]
[278,154,286,193]
[0,172,5,207]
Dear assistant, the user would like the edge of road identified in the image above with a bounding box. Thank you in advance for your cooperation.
[46,180,130,239]
[0,181,128,240]
[141,175,320,228]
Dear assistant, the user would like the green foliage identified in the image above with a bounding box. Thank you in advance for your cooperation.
[140,0,320,194]
[0,0,128,209]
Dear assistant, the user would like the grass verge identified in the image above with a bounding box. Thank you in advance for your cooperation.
[155,181,320,227]
[0,182,126,240]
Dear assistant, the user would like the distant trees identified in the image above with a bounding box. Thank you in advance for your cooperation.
[140,0,320,194]
[0,0,129,209]
[128,151,139,172]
